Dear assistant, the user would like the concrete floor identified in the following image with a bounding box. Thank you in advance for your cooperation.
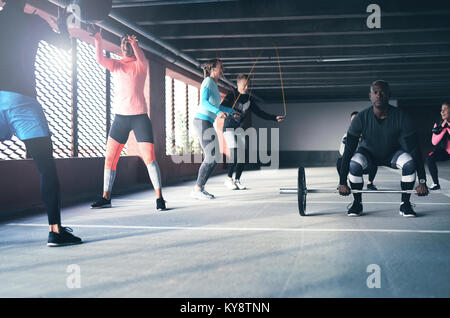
[1,163,450,298]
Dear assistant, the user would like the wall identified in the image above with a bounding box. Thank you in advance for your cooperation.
[398,99,446,157]
[0,156,146,219]
[252,100,397,167]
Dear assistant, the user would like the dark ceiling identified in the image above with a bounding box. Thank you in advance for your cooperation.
[83,0,450,102]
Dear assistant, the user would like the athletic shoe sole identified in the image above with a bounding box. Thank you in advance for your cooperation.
[399,211,416,218]
[190,193,214,200]
[192,196,215,200]
[90,204,112,209]
[47,241,82,247]
[347,213,362,217]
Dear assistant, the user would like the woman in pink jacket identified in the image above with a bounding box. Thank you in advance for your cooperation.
[427,102,449,190]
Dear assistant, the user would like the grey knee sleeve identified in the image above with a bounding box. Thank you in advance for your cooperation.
[401,159,416,183]
[146,161,162,190]
[103,169,116,194]
[394,152,416,183]
[348,153,367,184]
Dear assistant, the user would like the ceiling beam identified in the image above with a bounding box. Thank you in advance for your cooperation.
[136,10,450,26]
[112,0,238,8]
[197,52,450,62]
[224,68,450,76]
[160,28,450,40]
[246,74,450,82]
[222,61,450,70]
[251,82,450,89]
[182,41,450,52]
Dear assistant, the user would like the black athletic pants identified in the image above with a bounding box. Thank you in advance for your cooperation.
[427,149,450,185]
[23,136,61,225]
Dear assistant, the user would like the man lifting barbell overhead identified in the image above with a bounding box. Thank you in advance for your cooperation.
[338,80,429,217]
[0,0,81,246]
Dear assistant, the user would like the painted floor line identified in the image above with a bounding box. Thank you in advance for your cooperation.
[114,199,450,205]
[6,223,450,234]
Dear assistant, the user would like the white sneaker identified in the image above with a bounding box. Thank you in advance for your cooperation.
[429,184,440,190]
[191,188,215,200]
[234,179,247,190]
[224,178,238,190]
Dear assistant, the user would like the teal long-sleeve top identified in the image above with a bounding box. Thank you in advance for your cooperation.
[195,77,234,123]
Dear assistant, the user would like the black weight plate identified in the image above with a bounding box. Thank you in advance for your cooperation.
[298,167,307,216]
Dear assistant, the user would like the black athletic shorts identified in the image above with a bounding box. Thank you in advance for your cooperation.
[109,114,154,144]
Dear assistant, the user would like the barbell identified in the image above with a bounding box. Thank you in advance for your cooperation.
[280,167,449,216]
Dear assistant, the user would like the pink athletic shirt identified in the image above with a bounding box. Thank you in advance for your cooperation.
[431,123,450,154]
[95,40,148,115]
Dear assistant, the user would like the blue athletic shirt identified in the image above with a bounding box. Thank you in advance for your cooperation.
[195,77,234,123]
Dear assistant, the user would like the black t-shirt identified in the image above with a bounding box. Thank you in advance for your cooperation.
[0,5,62,99]
[347,105,416,162]
[220,90,276,130]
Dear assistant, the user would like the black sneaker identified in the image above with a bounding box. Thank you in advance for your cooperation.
[347,201,363,217]
[47,227,82,247]
[91,197,111,209]
[429,184,440,190]
[156,198,167,211]
[399,201,416,218]
[367,183,378,190]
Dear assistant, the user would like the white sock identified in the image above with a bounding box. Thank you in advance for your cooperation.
[103,169,116,195]
[146,161,162,190]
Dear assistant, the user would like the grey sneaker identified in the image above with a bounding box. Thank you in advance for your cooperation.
[429,184,440,190]
[191,189,215,200]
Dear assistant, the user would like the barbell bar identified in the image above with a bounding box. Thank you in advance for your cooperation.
[280,167,449,216]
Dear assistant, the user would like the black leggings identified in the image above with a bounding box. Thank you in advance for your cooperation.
[23,136,61,225]
[227,149,245,180]
[427,149,450,185]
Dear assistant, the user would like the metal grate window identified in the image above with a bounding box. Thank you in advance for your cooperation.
[77,40,108,158]
[0,40,72,160]
[165,72,201,155]
[165,75,174,155]
[0,137,26,160]
[35,40,73,158]
[188,85,202,154]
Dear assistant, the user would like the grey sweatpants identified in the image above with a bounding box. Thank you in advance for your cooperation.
[193,118,220,187]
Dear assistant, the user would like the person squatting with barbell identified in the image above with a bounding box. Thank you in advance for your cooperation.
[338,80,429,217]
